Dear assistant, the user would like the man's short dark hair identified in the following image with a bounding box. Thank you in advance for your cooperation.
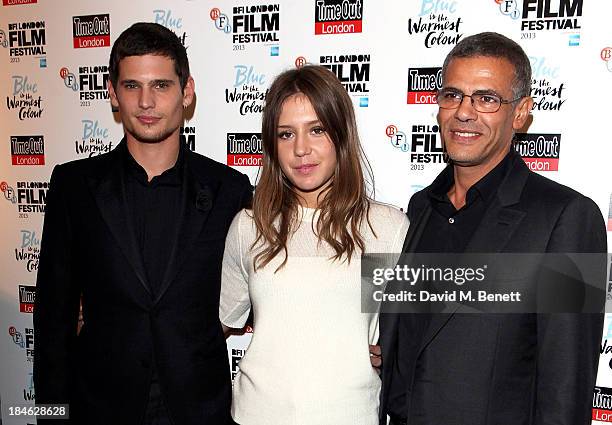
[442,32,532,99]
[109,22,190,90]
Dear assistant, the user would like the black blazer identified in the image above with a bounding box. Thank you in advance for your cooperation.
[379,153,606,425]
[34,140,252,425]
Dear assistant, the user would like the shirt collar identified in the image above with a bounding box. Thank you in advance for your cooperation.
[469,149,514,203]
[427,148,515,205]
[122,139,185,187]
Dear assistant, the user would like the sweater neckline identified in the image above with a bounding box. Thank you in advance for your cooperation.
[298,205,319,222]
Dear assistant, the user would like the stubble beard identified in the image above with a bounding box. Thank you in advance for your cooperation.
[128,121,179,145]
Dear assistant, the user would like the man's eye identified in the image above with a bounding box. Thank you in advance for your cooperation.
[478,94,499,104]
[443,91,462,100]
[124,83,138,89]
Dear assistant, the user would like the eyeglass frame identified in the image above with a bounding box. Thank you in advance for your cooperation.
[436,88,524,113]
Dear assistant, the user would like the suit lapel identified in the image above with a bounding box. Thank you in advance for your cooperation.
[416,308,458,355]
[416,153,530,355]
[464,155,529,253]
[88,144,151,296]
[153,154,217,305]
[463,205,526,253]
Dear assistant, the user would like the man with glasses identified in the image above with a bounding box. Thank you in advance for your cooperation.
[378,32,606,425]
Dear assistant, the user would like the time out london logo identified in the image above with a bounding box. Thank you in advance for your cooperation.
[314,0,364,35]
[72,14,110,49]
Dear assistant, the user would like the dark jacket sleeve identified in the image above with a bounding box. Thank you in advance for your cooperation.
[33,165,81,415]
[536,195,606,425]
[238,173,253,210]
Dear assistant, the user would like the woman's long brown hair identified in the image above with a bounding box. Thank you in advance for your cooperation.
[252,65,373,271]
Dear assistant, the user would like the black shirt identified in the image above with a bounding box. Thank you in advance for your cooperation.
[122,141,186,419]
[416,150,512,254]
[387,150,513,419]
[123,142,184,297]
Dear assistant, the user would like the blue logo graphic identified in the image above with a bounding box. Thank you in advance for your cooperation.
[568,34,580,47]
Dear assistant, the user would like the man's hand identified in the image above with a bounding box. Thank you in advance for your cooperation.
[369,344,382,374]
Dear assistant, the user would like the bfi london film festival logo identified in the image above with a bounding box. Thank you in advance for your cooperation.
[319,53,370,107]
[230,326,253,380]
[1,180,48,217]
[227,133,262,167]
[19,285,36,313]
[153,9,188,47]
[225,64,267,115]
[593,386,612,422]
[6,75,44,120]
[72,14,110,48]
[210,4,280,56]
[11,135,45,166]
[385,124,449,169]
[75,120,114,158]
[15,229,40,273]
[314,0,364,35]
[493,0,521,20]
[2,0,37,5]
[407,0,463,48]
[181,126,197,151]
[8,325,35,362]
[2,20,47,67]
[518,0,582,46]
[528,56,567,112]
[601,47,612,73]
[407,67,442,105]
[60,65,110,106]
[513,133,560,172]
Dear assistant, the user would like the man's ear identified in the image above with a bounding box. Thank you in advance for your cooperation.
[108,80,119,110]
[182,76,195,109]
[512,96,533,130]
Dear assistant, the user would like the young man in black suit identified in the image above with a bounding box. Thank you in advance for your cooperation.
[34,23,251,425]
[379,32,606,425]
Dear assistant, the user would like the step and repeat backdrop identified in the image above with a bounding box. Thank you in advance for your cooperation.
[1,0,612,423]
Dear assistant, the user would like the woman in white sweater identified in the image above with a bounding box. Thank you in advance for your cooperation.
[220,65,409,425]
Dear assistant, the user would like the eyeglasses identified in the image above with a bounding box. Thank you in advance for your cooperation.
[436,89,522,113]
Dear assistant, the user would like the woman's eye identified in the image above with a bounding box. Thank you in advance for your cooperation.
[277,131,293,139]
[312,127,326,135]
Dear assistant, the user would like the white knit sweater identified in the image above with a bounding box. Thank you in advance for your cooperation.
[220,202,409,425]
